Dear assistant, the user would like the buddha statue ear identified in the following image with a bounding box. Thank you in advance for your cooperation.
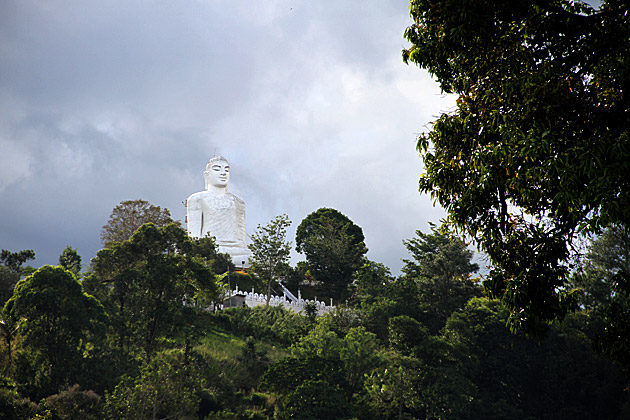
[203,169,210,189]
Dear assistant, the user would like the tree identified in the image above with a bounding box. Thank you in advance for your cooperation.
[296,208,367,302]
[3,265,107,399]
[236,336,270,385]
[0,249,35,306]
[279,380,352,420]
[572,224,630,379]
[58,245,81,277]
[248,214,292,304]
[261,321,380,418]
[402,224,481,333]
[363,354,427,420]
[441,298,629,419]
[0,378,36,420]
[402,224,479,280]
[103,350,205,420]
[351,261,408,340]
[403,0,630,334]
[572,224,630,310]
[190,234,234,275]
[86,223,219,358]
[101,199,176,247]
[42,385,103,420]
[0,310,20,377]
[291,323,381,398]
[260,356,351,419]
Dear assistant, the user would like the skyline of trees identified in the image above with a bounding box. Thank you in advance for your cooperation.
[1,202,629,418]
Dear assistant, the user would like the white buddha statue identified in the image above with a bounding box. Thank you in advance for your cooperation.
[186,156,251,267]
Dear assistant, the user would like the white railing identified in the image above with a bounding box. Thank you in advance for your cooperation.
[227,284,334,316]
[278,280,298,302]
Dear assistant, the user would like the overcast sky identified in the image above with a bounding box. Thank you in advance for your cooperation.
[1,0,459,275]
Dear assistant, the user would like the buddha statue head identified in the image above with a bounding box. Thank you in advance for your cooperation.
[204,156,230,190]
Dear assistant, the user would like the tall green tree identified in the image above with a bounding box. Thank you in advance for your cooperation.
[4,265,107,400]
[402,225,481,333]
[248,214,292,304]
[101,199,176,247]
[0,249,35,306]
[58,245,81,277]
[296,208,367,302]
[86,223,219,358]
[351,261,411,340]
[403,0,630,334]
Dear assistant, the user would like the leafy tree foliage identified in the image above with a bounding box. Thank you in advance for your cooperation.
[5,201,630,418]
[291,324,381,395]
[573,224,630,310]
[260,355,346,398]
[388,315,429,357]
[248,214,292,304]
[192,234,234,275]
[404,0,630,334]
[351,261,420,340]
[3,266,107,400]
[573,224,630,379]
[281,260,311,294]
[236,336,270,386]
[58,245,81,277]
[0,250,36,272]
[42,385,103,420]
[100,199,176,247]
[0,311,20,378]
[296,208,367,302]
[0,249,35,306]
[363,354,427,420]
[0,377,36,420]
[402,224,479,279]
[403,225,482,333]
[86,223,219,358]
[260,318,380,419]
[212,306,307,346]
[280,379,351,420]
[103,350,206,420]
[441,298,628,419]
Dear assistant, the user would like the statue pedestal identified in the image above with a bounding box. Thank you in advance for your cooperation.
[221,248,251,269]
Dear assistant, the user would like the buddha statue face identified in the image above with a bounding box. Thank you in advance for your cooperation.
[204,157,230,189]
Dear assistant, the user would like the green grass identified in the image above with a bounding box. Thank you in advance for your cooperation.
[196,327,290,363]
[196,328,246,360]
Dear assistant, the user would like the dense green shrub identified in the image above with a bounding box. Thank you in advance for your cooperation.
[211,306,307,345]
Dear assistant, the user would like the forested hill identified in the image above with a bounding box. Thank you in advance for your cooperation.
[3,0,630,414]
[1,212,629,419]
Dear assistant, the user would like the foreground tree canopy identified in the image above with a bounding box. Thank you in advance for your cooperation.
[404,0,630,334]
